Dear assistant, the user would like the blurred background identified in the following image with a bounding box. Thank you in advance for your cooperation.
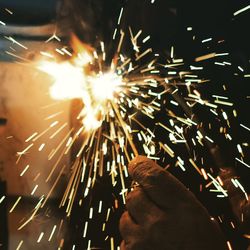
[0,0,70,249]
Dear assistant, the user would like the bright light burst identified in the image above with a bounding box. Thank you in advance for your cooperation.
[38,60,123,131]
[38,61,87,100]
[38,38,125,133]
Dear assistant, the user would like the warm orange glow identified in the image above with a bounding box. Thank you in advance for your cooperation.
[38,61,87,100]
[38,37,123,132]
[89,72,122,101]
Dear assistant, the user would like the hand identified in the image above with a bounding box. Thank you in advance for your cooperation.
[119,156,227,250]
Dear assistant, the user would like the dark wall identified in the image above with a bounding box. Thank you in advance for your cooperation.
[0,0,60,25]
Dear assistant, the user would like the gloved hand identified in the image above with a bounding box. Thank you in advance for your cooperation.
[119,156,227,250]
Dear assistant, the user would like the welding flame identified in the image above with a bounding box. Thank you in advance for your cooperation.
[38,36,123,131]
[38,61,87,100]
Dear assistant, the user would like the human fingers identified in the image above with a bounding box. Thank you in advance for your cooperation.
[126,187,165,226]
[128,156,199,209]
[120,240,126,250]
[119,211,141,247]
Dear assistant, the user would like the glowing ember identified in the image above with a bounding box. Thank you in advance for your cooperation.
[38,48,123,131]
[38,61,87,100]
[89,72,122,101]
